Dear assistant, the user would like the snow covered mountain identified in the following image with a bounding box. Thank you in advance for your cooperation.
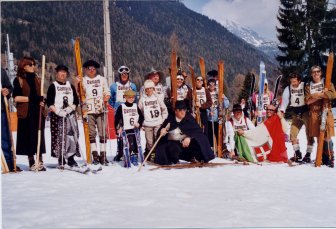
[223,20,279,61]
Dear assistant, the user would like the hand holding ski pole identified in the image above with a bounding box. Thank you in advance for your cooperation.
[138,123,170,172]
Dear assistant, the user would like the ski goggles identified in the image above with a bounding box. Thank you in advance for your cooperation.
[177,75,184,80]
[118,66,130,74]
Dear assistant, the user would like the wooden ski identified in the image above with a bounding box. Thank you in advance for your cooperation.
[170,51,178,109]
[189,65,202,127]
[315,52,334,167]
[149,161,249,171]
[73,38,92,164]
[217,60,224,158]
[31,55,46,172]
[1,151,9,174]
[199,57,207,87]
[3,95,16,171]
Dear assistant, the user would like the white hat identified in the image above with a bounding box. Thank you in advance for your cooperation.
[144,79,155,89]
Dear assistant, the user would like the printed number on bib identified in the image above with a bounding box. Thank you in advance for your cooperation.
[150,110,160,118]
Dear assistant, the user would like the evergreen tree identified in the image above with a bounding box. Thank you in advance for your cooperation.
[276,0,306,78]
[238,72,255,102]
[304,0,328,71]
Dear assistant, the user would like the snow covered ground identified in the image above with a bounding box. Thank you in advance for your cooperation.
[1,121,336,229]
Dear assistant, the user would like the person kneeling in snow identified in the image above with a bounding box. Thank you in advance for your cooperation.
[154,101,215,165]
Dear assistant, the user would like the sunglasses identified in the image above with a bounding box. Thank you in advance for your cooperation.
[118,67,130,74]
[88,67,96,71]
[312,70,321,74]
[196,79,203,81]
[27,63,35,67]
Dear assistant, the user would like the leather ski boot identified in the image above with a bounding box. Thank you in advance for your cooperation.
[92,151,100,165]
[302,153,311,163]
[322,153,329,166]
[290,150,302,162]
[28,155,35,168]
[328,151,334,168]
[67,155,78,167]
[100,151,109,166]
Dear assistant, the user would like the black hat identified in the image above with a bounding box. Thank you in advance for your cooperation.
[175,101,187,110]
[83,60,100,68]
[55,64,69,73]
[208,78,216,84]
[232,104,243,112]
[207,70,218,78]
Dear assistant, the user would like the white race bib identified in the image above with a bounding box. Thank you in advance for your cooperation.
[290,82,305,107]
[143,97,162,123]
[84,75,104,114]
[116,82,132,103]
[310,81,324,94]
[231,117,248,131]
[196,87,207,105]
[54,81,74,109]
[122,103,139,130]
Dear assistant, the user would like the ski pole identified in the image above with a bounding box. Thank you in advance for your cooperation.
[61,116,66,169]
[67,114,87,165]
[102,102,108,163]
[138,123,170,172]
[33,55,45,172]
[104,104,113,159]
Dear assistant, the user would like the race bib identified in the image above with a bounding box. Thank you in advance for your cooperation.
[290,82,305,107]
[122,103,139,130]
[143,97,162,123]
[54,81,74,109]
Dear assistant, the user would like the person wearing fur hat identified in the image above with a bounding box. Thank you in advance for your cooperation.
[114,90,144,165]
[138,80,168,161]
[47,65,80,167]
[154,100,215,165]
[109,65,137,111]
[252,79,274,124]
[78,59,111,165]
[188,75,212,136]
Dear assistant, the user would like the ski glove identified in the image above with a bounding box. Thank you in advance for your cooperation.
[65,106,74,114]
[56,109,67,117]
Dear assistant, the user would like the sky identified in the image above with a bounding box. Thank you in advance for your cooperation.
[182,0,280,41]
[183,0,336,42]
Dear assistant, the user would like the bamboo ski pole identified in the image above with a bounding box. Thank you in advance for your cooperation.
[138,123,170,172]
[33,55,45,172]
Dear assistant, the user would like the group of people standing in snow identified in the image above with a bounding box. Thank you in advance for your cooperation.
[1,56,335,172]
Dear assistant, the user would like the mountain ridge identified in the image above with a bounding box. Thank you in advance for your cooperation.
[1,1,279,102]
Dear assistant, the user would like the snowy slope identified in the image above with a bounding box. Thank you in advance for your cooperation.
[223,20,279,60]
[1,121,336,229]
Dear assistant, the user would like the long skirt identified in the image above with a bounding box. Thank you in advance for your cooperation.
[16,107,46,156]
[50,112,80,159]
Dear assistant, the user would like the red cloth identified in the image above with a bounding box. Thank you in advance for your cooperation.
[263,115,288,162]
